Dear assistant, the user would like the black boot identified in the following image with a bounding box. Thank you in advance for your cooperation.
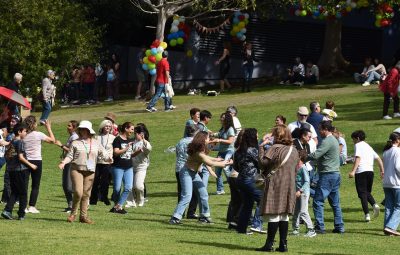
[276,221,288,252]
[256,222,278,252]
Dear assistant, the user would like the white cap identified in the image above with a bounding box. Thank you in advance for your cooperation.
[394,127,400,134]
[78,120,96,134]
[47,70,55,76]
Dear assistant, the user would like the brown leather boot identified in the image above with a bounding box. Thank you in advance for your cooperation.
[67,214,76,223]
[79,216,94,224]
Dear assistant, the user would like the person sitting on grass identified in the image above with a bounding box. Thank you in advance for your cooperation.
[362,58,387,87]
[304,61,319,85]
[1,124,37,221]
[280,57,305,86]
[348,130,383,222]
[169,131,232,225]
[354,57,374,84]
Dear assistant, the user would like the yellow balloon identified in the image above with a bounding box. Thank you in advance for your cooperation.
[232,26,240,33]
[186,50,193,57]
[143,57,149,64]
[346,6,352,12]
[238,21,245,29]
[160,41,168,49]
[155,53,162,61]
[173,15,179,20]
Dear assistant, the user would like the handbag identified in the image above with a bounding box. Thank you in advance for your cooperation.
[254,146,293,189]
[165,77,175,98]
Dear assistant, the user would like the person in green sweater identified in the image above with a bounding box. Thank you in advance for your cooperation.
[308,121,344,234]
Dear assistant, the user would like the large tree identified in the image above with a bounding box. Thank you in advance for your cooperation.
[130,0,255,40]
[0,0,102,96]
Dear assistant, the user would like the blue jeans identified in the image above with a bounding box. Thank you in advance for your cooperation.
[237,177,263,233]
[313,172,344,232]
[111,167,134,206]
[40,100,52,121]
[243,65,254,92]
[172,166,210,220]
[200,165,210,189]
[147,84,171,110]
[215,150,234,192]
[384,188,400,230]
[366,71,381,83]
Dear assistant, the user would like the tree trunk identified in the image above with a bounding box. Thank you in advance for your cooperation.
[156,9,167,41]
[317,19,349,75]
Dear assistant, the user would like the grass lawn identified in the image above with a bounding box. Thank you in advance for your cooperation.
[0,83,399,254]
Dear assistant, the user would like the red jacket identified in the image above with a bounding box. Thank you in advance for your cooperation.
[379,67,400,97]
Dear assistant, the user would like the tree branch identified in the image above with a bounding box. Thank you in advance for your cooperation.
[130,0,159,14]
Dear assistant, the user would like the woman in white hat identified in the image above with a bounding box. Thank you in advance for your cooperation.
[59,120,112,224]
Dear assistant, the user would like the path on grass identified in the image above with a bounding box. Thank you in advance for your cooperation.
[50,85,374,123]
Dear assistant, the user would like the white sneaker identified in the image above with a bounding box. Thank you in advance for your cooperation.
[215,190,225,195]
[169,105,176,109]
[383,115,392,120]
[373,204,380,218]
[394,113,400,118]
[138,202,144,207]
[279,81,285,85]
[125,201,137,208]
[250,227,267,234]
[134,96,141,100]
[365,213,371,222]
[362,81,371,87]
[28,207,40,214]
[304,229,317,237]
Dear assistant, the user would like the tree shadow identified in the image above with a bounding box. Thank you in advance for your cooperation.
[118,109,150,115]
[180,240,256,251]
[339,100,382,121]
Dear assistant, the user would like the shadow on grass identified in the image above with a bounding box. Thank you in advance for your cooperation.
[34,217,69,222]
[147,180,177,184]
[180,240,255,251]
[339,99,382,122]
[118,109,150,115]
[148,192,176,198]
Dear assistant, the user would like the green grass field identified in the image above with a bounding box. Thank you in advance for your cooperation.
[0,83,399,254]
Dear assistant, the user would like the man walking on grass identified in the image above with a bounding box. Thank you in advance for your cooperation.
[146,51,172,112]
[308,121,345,234]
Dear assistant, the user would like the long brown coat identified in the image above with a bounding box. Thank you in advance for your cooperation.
[259,144,299,215]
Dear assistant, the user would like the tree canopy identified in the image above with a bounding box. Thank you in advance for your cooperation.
[0,0,102,96]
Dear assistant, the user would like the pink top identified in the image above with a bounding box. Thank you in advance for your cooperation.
[23,131,47,160]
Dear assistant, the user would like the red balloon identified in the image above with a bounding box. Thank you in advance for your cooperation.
[239,15,245,21]
[381,19,389,27]
[153,39,160,48]
[386,7,393,13]
[178,23,185,30]
[148,55,156,63]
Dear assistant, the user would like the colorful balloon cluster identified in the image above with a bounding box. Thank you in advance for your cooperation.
[167,15,190,47]
[142,39,168,76]
[290,0,396,27]
[375,3,395,27]
[230,11,249,42]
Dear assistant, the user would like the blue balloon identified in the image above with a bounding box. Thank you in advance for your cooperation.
[178,31,185,37]
[167,34,172,40]
[236,32,243,38]
[174,32,180,39]
[336,12,342,19]
[149,69,156,76]
[151,48,158,55]
[142,64,148,71]
[313,11,320,17]
[233,17,239,24]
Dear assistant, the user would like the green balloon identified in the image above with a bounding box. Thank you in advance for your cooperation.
[145,49,151,57]
[148,63,156,69]
[170,39,177,47]
[177,37,184,45]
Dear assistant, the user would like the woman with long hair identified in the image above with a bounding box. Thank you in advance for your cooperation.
[215,41,232,92]
[59,120,111,224]
[211,112,236,195]
[257,125,299,252]
[90,120,115,206]
[234,128,264,234]
[170,131,232,224]
[22,116,55,214]
[382,132,400,236]
[55,120,79,212]
[126,123,152,207]
[110,122,136,214]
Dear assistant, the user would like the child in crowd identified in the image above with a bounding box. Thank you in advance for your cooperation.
[333,128,348,165]
[1,124,38,220]
[348,130,384,222]
[292,150,316,237]
[322,100,338,121]
[183,108,200,138]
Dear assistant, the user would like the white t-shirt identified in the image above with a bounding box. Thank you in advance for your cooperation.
[354,141,379,174]
[287,121,318,139]
[382,146,400,188]
[23,131,47,160]
[233,116,242,134]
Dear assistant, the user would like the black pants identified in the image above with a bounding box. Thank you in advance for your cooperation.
[305,75,317,84]
[62,163,73,207]
[226,177,242,223]
[1,168,11,203]
[289,73,305,83]
[5,169,29,218]
[383,93,399,116]
[355,171,376,214]
[176,172,198,217]
[28,160,42,207]
[90,164,111,204]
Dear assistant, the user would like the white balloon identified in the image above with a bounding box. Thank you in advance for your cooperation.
[240,35,246,41]
[179,16,185,22]
[350,2,357,8]
[173,19,180,26]
[157,46,164,53]
[295,10,301,16]
[241,28,247,34]
[170,25,178,33]
[244,13,249,19]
